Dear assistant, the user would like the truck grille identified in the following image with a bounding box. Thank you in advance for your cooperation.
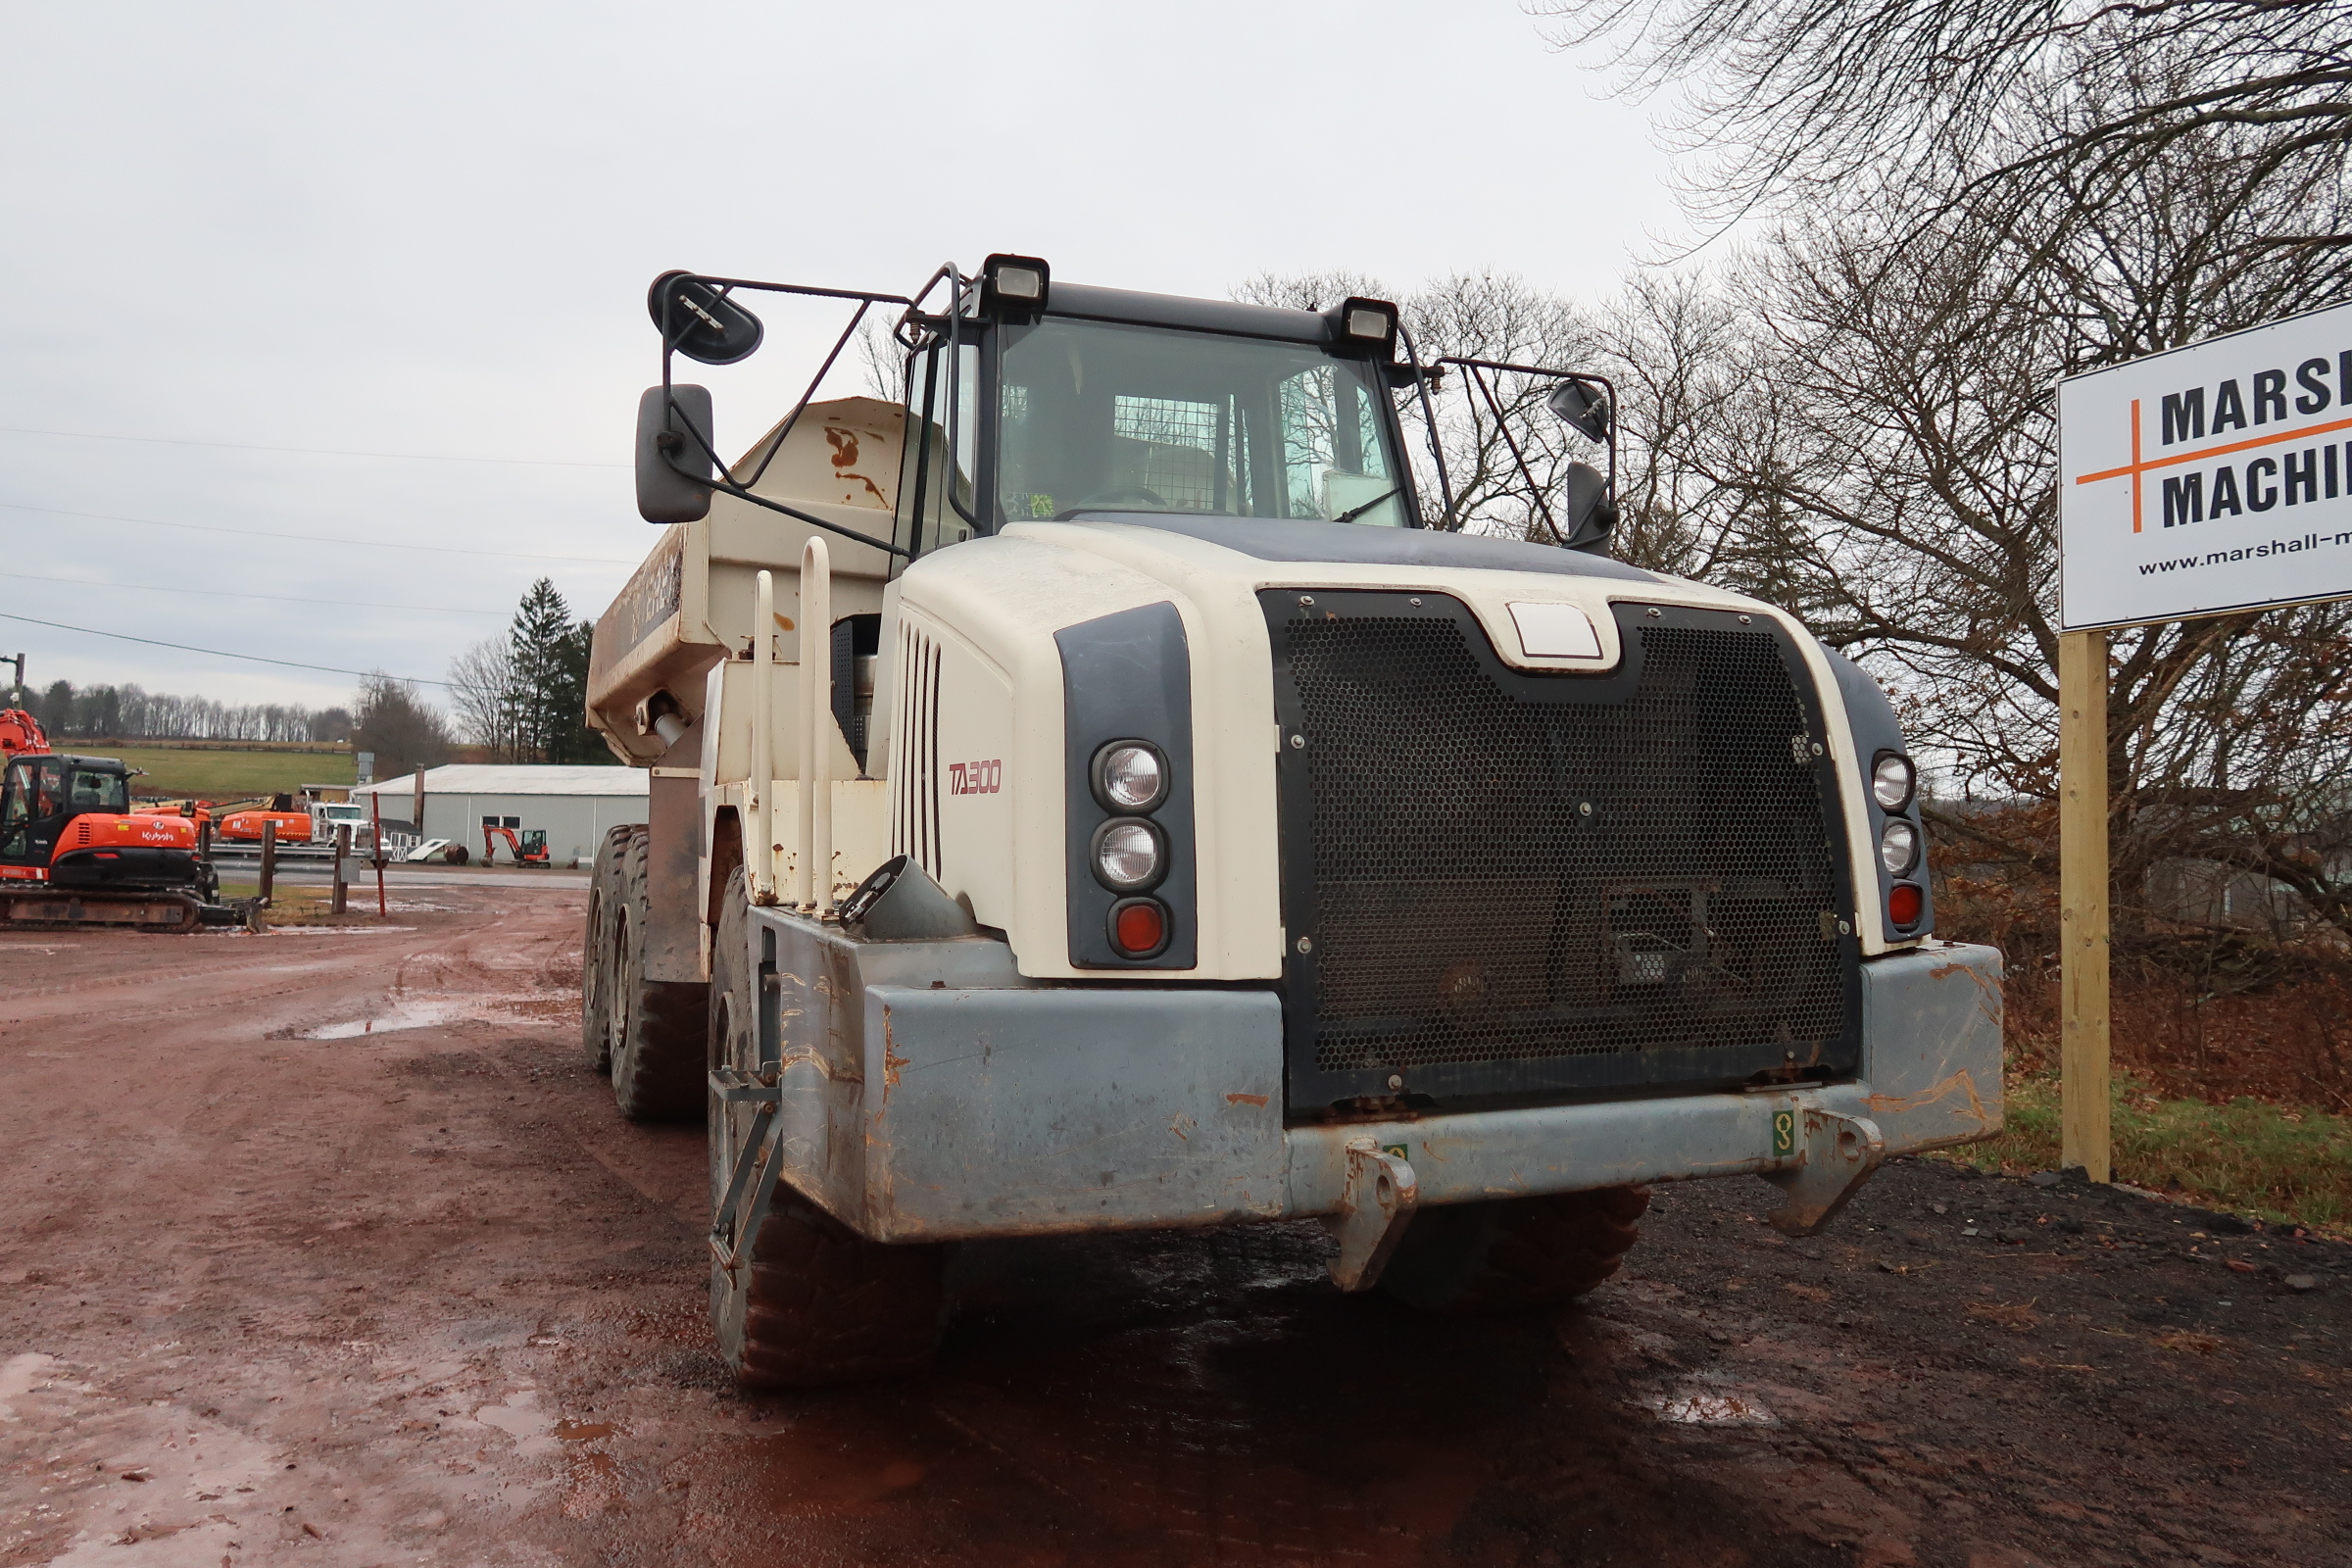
[1263,592,1860,1107]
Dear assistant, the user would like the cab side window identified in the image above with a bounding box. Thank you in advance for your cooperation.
[1,761,29,858]
[30,760,62,819]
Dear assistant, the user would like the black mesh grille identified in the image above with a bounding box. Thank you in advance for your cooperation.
[1269,594,1856,1102]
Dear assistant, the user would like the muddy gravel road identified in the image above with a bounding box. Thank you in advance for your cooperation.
[3,888,2348,1567]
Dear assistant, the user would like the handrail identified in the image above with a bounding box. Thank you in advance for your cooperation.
[800,536,833,914]
[752,569,777,904]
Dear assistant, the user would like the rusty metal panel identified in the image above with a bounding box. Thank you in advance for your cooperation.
[1285,940,2003,1217]
[858,985,1286,1242]
[747,906,1038,1228]
[641,767,706,985]
[1286,1091,1799,1215]
[1855,939,2004,1152]
[737,907,1997,1245]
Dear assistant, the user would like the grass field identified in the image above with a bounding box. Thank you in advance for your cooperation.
[90,745,355,802]
[1945,1062,2352,1235]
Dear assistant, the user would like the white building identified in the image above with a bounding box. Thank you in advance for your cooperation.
[354,764,648,866]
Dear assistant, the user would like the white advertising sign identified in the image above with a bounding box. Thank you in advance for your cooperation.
[2058,300,2352,630]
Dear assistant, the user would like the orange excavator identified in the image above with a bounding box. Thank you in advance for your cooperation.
[0,709,246,932]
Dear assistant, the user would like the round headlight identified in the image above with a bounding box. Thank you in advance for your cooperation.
[1872,753,1916,811]
[1092,818,1164,891]
[1880,818,1920,876]
[1096,743,1167,811]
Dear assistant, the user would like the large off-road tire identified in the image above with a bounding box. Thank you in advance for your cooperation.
[607,827,708,1121]
[707,866,947,1389]
[1378,1186,1650,1312]
[580,824,637,1073]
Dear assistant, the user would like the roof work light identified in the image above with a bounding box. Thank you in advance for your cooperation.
[1329,296,1398,358]
[981,254,1052,319]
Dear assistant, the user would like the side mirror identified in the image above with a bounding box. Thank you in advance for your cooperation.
[646,270,764,366]
[1546,378,1612,442]
[1559,461,1618,556]
[636,385,714,524]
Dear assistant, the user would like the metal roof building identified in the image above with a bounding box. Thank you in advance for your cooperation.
[354,764,647,866]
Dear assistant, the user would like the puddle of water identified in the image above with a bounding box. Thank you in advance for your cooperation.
[473,1388,558,1457]
[298,997,474,1039]
[1642,1384,1779,1426]
[266,925,418,937]
[553,1419,620,1442]
[0,1351,60,1421]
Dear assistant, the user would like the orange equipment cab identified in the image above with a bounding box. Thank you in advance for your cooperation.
[0,709,227,931]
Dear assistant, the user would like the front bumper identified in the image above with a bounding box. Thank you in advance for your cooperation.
[745,907,2001,1244]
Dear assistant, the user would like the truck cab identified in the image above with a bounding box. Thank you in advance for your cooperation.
[580,259,2005,1389]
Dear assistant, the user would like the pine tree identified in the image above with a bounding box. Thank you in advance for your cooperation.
[504,580,610,764]
[509,578,573,763]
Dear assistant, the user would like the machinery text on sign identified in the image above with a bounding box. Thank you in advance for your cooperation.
[2057,300,2352,631]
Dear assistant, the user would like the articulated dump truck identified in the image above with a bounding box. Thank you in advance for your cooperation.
[580,256,2004,1389]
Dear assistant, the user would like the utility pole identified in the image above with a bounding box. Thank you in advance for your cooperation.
[4,653,23,706]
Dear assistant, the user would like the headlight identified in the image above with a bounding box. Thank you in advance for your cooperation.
[1880,818,1920,876]
[1092,818,1164,891]
[1872,753,1916,810]
[1093,742,1168,812]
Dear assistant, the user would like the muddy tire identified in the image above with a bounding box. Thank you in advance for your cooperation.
[607,827,707,1121]
[707,866,947,1389]
[581,824,637,1074]
[1378,1186,1650,1312]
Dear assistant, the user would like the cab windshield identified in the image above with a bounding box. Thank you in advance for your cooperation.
[996,318,1408,528]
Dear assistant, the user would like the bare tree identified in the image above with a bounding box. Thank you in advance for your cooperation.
[1536,0,2352,275]
[352,675,453,779]
[449,636,525,761]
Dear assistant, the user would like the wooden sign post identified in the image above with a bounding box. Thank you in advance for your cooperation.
[2057,629,2111,1181]
[2057,299,2352,1184]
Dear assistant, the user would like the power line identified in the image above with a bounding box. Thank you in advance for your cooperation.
[0,499,637,564]
[0,569,505,617]
[0,423,628,468]
[0,610,453,687]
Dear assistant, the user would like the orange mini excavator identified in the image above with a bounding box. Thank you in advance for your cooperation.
[0,709,243,932]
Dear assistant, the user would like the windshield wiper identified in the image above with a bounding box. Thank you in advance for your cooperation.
[1331,487,1399,525]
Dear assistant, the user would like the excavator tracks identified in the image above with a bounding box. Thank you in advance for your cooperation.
[0,887,240,934]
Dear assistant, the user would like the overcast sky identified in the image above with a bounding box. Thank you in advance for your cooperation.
[0,1,1679,717]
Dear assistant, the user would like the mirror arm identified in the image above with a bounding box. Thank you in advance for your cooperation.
[1395,323,1456,529]
[1432,356,1620,549]
[654,377,910,559]
[736,298,873,492]
[703,480,913,559]
[1467,364,1564,546]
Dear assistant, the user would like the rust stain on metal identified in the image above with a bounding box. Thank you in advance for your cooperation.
[1865,1068,1990,1125]
[881,1012,906,1092]
[1224,1092,1269,1106]
[1931,954,2006,1020]
[824,425,890,506]
[1170,1112,1196,1142]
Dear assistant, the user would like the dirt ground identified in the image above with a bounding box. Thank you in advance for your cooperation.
[2,886,2347,1568]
